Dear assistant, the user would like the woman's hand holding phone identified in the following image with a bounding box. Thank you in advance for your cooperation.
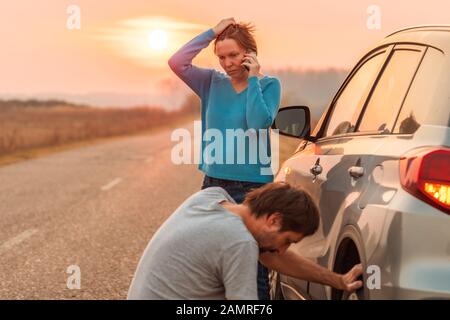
[241,52,260,78]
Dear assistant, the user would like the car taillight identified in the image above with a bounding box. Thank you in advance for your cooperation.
[399,147,450,215]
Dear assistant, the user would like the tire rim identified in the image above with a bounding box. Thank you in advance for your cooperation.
[348,292,359,300]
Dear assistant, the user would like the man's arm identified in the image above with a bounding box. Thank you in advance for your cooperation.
[222,241,260,300]
[259,248,363,292]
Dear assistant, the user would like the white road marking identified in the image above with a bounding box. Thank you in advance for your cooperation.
[101,178,122,191]
[0,228,39,255]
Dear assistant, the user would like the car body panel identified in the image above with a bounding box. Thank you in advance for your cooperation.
[273,26,450,300]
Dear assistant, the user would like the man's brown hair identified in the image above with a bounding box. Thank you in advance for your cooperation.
[214,22,258,55]
[243,182,320,236]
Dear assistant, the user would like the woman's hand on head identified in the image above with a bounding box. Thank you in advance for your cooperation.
[241,52,261,78]
[213,18,236,36]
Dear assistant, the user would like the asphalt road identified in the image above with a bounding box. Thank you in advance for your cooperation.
[0,122,203,299]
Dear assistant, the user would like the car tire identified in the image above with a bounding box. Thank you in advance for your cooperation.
[341,285,365,300]
[332,257,365,300]
[332,227,367,300]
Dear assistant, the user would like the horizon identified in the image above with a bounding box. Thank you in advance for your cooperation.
[0,67,350,109]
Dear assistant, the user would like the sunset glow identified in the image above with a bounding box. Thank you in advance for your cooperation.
[148,29,168,50]
[1,0,449,97]
[89,16,207,69]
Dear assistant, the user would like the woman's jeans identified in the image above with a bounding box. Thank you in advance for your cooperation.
[201,175,270,300]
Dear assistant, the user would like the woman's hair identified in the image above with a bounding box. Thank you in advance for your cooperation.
[214,22,258,55]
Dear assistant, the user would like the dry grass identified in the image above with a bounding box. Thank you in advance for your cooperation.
[0,100,199,165]
[278,135,302,166]
[0,97,317,169]
[0,113,198,167]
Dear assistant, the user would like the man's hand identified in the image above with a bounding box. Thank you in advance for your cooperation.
[338,264,364,292]
[261,251,365,293]
[212,18,236,36]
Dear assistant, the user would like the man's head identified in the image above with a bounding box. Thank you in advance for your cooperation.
[243,182,320,254]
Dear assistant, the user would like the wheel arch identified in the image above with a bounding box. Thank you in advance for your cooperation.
[331,224,369,300]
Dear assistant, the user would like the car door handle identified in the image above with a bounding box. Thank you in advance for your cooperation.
[310,164,323,176]
[348,166,365,178]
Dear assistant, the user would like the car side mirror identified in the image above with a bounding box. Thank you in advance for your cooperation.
[272,106,312,139]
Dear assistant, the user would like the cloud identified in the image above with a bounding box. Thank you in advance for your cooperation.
[89,16,209,68]
[118,16,208,31]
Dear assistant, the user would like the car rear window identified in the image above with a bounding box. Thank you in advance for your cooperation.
[393,48,450,134]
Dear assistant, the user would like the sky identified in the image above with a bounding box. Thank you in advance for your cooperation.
[0,0,448,106]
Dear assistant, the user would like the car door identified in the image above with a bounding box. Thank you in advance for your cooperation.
[277,47,391,299]
[307,44,427,299]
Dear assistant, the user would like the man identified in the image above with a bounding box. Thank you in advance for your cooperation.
[128,182,363,300]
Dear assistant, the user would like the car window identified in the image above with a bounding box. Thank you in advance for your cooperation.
[358,49,424,133]
[324,52,385,137]
[393,48,449,133]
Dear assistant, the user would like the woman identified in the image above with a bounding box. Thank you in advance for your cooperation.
[168,18,281,300]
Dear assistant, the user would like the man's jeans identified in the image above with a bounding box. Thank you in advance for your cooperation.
[201,175,270,300]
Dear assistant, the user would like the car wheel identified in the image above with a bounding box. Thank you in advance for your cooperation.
[332,236,366,300]
[341,285,365,300]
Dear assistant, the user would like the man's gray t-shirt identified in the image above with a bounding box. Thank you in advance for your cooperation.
[127,187,259,300]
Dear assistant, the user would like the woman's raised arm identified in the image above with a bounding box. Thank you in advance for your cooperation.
[168,29,216,99]
[168,18,236,99]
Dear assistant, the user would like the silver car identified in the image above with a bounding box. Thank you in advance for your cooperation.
[271,25,450,300]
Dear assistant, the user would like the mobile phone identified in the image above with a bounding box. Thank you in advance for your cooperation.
[243,51,255,71]
[242,56,250,71]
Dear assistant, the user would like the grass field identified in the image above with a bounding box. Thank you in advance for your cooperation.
[0,98,199,165]
[0,98,314,169]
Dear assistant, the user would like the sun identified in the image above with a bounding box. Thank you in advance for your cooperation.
[148,29,168,50]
